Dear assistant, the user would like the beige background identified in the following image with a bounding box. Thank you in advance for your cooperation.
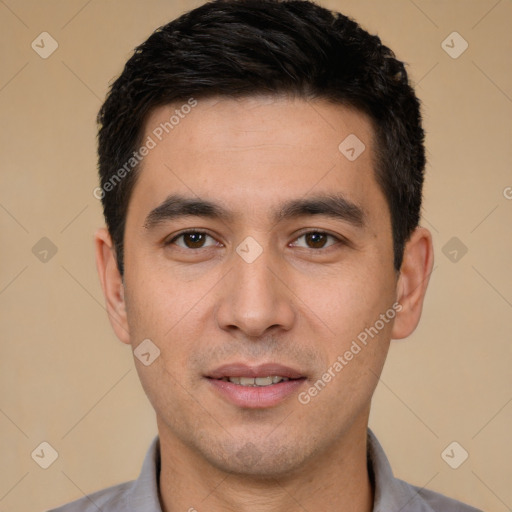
[0,0,511,510]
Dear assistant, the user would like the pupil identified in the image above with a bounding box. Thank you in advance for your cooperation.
[306,233,326,248]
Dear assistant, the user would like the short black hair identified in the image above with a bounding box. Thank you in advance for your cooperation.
[97,0,425,276]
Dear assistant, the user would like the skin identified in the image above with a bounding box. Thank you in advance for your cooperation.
[95,95,434,512]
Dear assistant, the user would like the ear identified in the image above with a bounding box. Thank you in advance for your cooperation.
[94,227,131,345]
[391,226,434,340]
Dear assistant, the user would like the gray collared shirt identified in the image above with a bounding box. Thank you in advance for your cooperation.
[47,429,483,512]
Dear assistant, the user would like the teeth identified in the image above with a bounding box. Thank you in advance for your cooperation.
[221,376,290,386]
[255,377,273,386]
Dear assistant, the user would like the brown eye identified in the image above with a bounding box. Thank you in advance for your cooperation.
[182,232,207,248]
[291,231,338,249]
[168,231,217,249]
[305,232,328,248]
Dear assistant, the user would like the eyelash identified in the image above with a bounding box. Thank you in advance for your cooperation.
[165,229,345,250]
[165,230,220,249]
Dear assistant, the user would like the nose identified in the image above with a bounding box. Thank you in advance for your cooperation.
[215,243,296,338]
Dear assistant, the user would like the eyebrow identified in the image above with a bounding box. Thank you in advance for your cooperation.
[143,193,366,230]
[274,193,365,227]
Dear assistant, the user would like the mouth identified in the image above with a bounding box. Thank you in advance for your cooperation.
[214,375,300,386]
[205,363,307,408]
[206,362,306,383]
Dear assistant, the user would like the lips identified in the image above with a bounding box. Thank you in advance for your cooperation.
[206,363,305,380]
[206,363,307,408]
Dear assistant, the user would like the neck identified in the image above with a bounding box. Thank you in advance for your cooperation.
[157,415,374,512]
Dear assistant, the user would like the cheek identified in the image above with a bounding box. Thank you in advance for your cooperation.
[124,248,194,330]
[299,259,395,338]
[300,267,395,408]
[124,259,215,371]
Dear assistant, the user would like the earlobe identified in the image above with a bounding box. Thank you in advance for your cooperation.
[391,227,434,340]
[94,227,131,345]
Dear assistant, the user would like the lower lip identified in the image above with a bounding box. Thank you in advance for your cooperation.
[206,378,306,409]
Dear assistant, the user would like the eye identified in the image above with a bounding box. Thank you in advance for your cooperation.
[290,231,340,249]
[166,230,219,249]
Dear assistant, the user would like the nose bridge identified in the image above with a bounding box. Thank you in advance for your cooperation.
[216,238,295,337]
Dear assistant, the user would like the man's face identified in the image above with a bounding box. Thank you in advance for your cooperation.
[120,96,399,475]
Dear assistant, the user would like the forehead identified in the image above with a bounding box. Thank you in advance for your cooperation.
[127,95,386,226]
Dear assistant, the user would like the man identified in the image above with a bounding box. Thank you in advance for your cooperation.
[50,0,482,510]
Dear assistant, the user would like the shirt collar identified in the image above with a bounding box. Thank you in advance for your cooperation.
[124,434,162,510]
[124,429,435,512]
[367,428,435,512]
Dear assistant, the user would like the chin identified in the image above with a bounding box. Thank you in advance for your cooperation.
[198,436,313,478]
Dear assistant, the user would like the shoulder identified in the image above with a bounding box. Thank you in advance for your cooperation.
[367,429,483,512]
[400,478,484,512]
[47,434,161,512]
[46,480,133,512]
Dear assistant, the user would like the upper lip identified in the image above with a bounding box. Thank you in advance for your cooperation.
[207,363,305,380]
